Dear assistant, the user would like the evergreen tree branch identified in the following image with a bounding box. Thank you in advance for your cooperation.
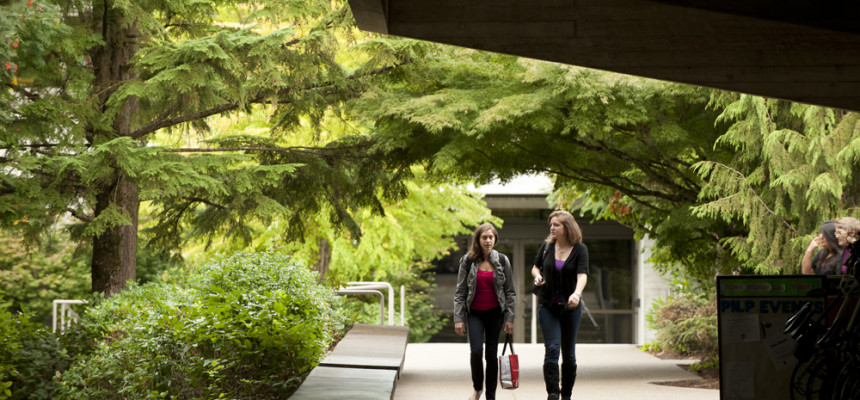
[625,128,702,190]
[164,22,193,29]
[628,127,696,169]
[181,196,227,210]
[497,140,675,213]
[507,139,695,208]
[702,161,797,235]
[553,168,674,214]
[162,145,364,154]
[64,207,93,222]
[131,103,239,140]
[3,82,40,101]
[0,143,62,149]
[563,167,668,208]
[130,64,401,140]
[34,149,57,157]
[573,135,699,202]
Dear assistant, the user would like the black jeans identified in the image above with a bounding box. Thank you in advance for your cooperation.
[467,306,503,399]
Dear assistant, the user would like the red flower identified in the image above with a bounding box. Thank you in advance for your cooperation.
[27,0,33,5]
[5,62,10,70]
[12,43,18,48]
[38,6,42,11]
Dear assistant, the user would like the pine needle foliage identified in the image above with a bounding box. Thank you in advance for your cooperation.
[0,0,429,294]
[349,47,860,282]
[351,54,738,284]
[693,94,860,274]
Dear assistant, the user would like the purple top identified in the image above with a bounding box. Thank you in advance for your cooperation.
[553,259,566,303]
[843,249,851,275]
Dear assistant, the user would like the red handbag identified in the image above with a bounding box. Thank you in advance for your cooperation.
[499,334,519,389]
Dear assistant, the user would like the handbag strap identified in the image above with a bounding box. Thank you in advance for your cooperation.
[501,333,515,355]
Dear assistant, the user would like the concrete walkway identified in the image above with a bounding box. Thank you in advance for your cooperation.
[394,343,719,400]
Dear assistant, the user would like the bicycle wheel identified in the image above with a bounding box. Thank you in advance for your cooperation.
[803,354,837,400]
[830,358,858,400]
[837,361,860,400]
[791,359,814,400]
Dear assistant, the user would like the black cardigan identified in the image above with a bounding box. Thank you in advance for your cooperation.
[534,241,589,306]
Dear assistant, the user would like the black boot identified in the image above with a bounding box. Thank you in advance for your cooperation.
[561,362,577,399]
[543,362,560,400]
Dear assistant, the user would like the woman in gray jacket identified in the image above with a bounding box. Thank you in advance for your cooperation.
[453,223,517,400]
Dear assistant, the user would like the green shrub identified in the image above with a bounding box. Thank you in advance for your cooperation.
[8,323,70,400]
[55,251,344,399]
[691,356,720,373]
[639,341,662,354]
[646,292,718,358]
[0,233,90,326]
[0,291,69,400]
[0,296,17,400]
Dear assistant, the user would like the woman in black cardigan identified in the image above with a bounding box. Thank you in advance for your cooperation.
[531,210,589,400]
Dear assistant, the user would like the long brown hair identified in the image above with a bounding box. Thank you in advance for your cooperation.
[815,220,843,273]
[467,223,499,263]
[545,210,582,245]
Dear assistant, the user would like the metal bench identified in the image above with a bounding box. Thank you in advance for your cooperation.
[290,324,410,399]
[319,324,410,377]
[289,366,398,400]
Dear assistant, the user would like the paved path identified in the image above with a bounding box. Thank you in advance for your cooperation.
[394,343,719,400]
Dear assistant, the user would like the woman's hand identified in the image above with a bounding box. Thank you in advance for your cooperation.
[454,321,466,336]
[533,274,546,286]
[567,292,582,308]
[504,321,514,335]
[808,235,824,252]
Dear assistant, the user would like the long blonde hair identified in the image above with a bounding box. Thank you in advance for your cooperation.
[545,210,582,245]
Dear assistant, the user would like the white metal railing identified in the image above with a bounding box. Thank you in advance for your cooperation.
[337,288,386,324]
[338,281,406,326]
[52,299,88,334]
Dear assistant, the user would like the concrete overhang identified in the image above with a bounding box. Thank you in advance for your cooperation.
[347,0,860,112]
[483,194,552,211]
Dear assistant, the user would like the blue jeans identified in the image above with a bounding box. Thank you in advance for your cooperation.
[538,303,582,366]
[467,306,503,399]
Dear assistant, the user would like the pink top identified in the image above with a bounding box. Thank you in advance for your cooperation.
[843,249,851,275]
[471,270,499,311]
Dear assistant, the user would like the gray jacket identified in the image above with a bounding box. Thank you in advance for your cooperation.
[453,249,517,323]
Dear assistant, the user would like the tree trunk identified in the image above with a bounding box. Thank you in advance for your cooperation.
[89,4,141,296]
[91,172,139,296]
[314,237,331,279]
